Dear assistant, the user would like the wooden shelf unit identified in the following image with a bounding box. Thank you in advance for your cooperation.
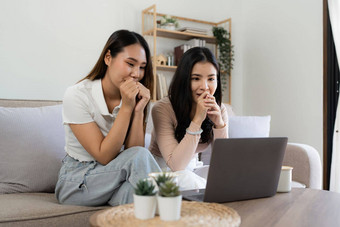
[143,28,217,44]
[156,65,177,71]
[142,4,232,103]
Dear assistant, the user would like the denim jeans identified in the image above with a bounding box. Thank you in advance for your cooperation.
[55,146,161,206]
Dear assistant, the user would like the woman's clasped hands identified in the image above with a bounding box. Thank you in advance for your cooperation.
[193,91,224,129]
[120,78,150,113]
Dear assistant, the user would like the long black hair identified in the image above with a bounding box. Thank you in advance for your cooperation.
[168,47,222,143]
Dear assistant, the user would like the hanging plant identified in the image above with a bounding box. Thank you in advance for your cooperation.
[212,27,234,100]
[212,26,234,76]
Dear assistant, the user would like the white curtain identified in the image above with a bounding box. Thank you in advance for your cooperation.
[329,0,340,192]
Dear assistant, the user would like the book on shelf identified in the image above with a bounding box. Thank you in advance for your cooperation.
[174,44,187,66]
[161,75,168,97]
[156,73,163,99]
[186,38,206,48]
[174,39,206,66]
[176,27,208,35]
[156,73,168,99]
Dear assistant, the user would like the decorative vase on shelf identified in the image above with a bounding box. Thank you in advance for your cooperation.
[163,23,176,30]
[160,15,179,31]
[133,179,157,220]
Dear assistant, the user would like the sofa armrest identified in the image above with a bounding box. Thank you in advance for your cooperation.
[282,143,322,189]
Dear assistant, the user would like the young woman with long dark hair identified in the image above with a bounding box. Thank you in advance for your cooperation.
[55,30,161,206]
[149,47,228,189]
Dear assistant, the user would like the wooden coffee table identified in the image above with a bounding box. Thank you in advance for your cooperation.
[224,188,340,226]
[90,188,340,227]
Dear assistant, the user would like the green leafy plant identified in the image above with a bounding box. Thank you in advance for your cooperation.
[158,181,180,197]
[212,26,234,76]
[212,26,235,96]
[160,15,179,28]
[134,179,156,196]
[152,172,175,186]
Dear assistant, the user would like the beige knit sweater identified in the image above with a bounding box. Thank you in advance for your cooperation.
[149,97,229,171]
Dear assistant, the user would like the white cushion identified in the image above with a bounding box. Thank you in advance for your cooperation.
[228,116,271,138]
[292,181,306,188]
[145,133,151,149]
[0,105,65,194]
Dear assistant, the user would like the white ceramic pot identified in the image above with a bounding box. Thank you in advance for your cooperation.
[133,194,157,220]
[277,166,293,192]
[145,176,160,215]
[162,23,176,30]
[157,195,182,221]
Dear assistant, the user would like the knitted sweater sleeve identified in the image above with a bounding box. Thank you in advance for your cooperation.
[152,99,201,171]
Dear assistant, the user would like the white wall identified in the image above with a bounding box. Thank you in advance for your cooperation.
[241,0,323,160]
[0,0,143,100]
[0,0,242,107]
[0,0,323,160]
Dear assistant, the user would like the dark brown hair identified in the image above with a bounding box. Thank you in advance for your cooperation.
[81,30,154,123]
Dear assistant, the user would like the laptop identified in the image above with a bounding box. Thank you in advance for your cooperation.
[182,137,288,203]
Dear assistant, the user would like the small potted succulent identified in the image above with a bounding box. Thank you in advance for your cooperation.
[133,179,157,220]
[150,172,177,187]
[160,15,179,30]
[149,172,178,215]
[157,180,182,221]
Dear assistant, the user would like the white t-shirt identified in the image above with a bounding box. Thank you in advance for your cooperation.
[62,79,122,162]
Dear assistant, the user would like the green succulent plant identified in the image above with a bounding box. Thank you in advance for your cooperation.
[158,181,180,197]
[134,179,156,196]
[152,172,174,186]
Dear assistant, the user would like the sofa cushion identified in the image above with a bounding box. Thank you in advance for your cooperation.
[0,105,65,194]
[201,115,271,165]
[292,181,306,188]
[0,193,108,225]
[228,115,271,138]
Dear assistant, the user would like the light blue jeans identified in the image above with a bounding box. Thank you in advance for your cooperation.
[55,146,161,206]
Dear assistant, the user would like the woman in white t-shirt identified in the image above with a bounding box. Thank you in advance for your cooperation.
[55,30,161,206]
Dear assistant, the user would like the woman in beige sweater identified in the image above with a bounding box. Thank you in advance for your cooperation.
[149,47,228,190]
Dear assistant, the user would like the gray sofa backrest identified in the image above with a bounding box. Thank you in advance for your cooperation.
[0,99,62,107]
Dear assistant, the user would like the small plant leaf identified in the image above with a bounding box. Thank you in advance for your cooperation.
[159,181,180,197]
[152,172,175,186]
[134,179,156,196]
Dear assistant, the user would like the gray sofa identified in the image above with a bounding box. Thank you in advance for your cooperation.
[0,99,110,227]
[0,99,322,226]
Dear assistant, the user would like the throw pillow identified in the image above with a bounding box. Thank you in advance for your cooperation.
[202,115,271,165]
[228,116,271,138]
[0,105,65,194]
